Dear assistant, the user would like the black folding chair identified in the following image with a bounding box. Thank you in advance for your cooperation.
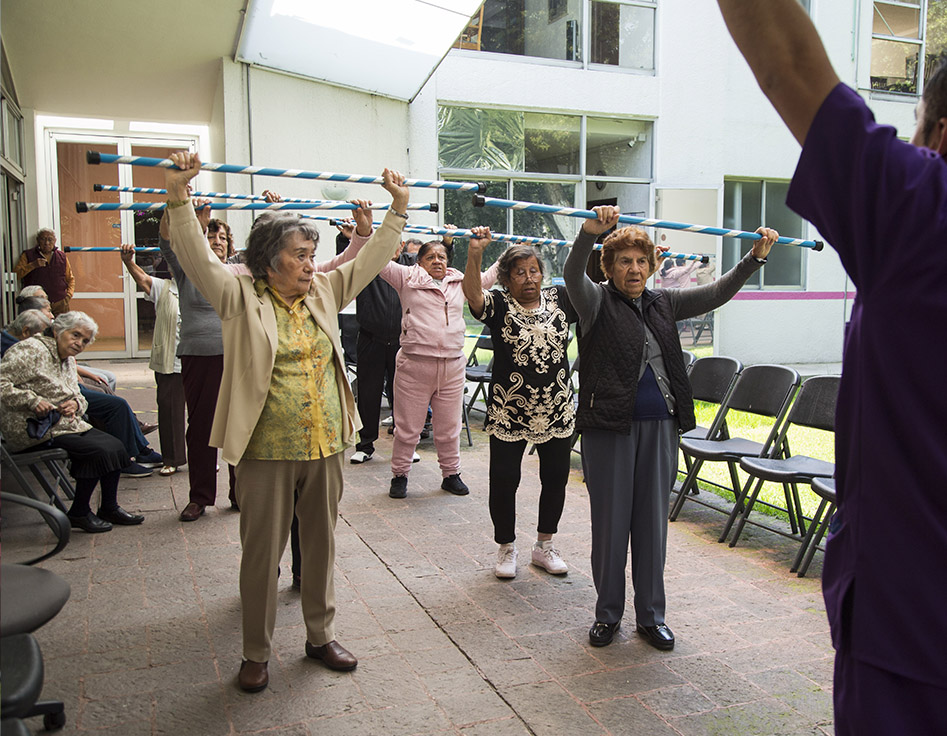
[723,375,840,550]
[1,435,75,516]
[682,350,698,371]
[668,364,801,531]
[464,325,493,419]
[794,476,836,577]
[678,356,743,485]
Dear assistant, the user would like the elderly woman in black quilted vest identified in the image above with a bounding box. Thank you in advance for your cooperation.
[563,206,777,651]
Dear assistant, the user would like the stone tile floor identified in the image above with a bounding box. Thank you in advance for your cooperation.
[3,361,834,735]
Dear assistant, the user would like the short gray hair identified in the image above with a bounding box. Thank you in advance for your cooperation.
[16,295,51,313]
[18,285,47,299]
[51,311,99,342]
[244,213,320,281]
[8,309,51,339]
[36,228,56,244]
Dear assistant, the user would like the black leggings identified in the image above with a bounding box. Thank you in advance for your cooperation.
[72,471,120,517]
[488,435,572,544]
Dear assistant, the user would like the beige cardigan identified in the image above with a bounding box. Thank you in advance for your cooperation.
[167,205,404,466]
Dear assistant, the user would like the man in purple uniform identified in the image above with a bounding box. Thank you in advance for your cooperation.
[716,2,947,733]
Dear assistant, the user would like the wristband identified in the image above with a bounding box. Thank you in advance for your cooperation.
[753,255,767,264]
[389,208,409,220]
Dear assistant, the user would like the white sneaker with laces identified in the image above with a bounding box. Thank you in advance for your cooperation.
[350,450,373,464]
[381,416,394,426]
[412,452,421,463]
[531,540,568,575]
[494,543,517,579]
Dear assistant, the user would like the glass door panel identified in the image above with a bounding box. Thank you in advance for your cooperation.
[130,144,178,355]
[56,140,126,352]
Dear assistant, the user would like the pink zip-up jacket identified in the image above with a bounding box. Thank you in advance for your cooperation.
[349,230,497,358]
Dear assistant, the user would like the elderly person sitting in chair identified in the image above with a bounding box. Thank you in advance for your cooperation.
[0,311,144,533]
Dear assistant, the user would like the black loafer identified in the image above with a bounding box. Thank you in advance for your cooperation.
[636,623,675,650]
[588,620,620,647]
[68,512,112,533]
[97,506,145,525]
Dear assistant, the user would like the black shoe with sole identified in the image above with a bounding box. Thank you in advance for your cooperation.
[636,623,675,650]
[588,621,620,647]
[97,506,145,525]
[389,475,408,499]
[440,473,469,495]
[68,512,112,533]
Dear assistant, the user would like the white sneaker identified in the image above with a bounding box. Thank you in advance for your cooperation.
[494,543,517,579]
[381,416,394,426]
[412,452,421,463]
[531,540,568,575]
[350,450,373,464]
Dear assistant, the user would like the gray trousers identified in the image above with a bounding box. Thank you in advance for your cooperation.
[581,420,678,626]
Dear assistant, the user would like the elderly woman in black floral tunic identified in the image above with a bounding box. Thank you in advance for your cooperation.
[463,228,577,579]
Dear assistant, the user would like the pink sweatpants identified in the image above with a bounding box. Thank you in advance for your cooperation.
[391,352,466,477]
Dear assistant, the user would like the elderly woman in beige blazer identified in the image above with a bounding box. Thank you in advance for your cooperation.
[164,152,408,693]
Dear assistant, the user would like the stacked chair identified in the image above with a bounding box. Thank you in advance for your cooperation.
[668,364,801,532]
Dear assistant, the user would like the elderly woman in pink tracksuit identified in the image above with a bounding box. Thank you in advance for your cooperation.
[378,240,496,499]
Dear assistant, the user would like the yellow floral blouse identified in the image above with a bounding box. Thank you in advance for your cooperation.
[242,282,343,460]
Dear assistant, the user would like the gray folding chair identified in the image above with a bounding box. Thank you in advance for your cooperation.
[723,375,840,550]
[668,364,801,531]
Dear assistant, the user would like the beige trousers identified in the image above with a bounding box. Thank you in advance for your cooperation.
[235,454,343,662]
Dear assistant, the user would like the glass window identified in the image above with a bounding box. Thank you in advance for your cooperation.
[525,113,581,174]
[1,96,23,169]
[590,2,655,70]
[870,0,928,94]
[437,107,525,171]
[439,106,653,278]
[722,179,806,289]
[454,0,655,71]
[586,116,653,178]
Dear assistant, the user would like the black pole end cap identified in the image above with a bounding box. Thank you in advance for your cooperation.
[472,195,486,208]
[93,183,103,191]
[63,245,73,252]
[476,182,487,194]
[75,202,89,213]
[86,151,101,165]
[700,255,710,264]
[429,202,439,213]
[813,240,825,252]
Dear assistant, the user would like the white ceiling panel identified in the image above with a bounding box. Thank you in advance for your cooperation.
[236,0,483,102]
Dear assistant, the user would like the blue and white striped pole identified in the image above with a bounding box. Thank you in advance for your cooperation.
[86,151,486,193]
[473,195,823,250]
[308,216,710,262]
[94,183,334,204]
[76,200,437,213]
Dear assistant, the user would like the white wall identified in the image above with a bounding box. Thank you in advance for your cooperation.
[218,61,412,259]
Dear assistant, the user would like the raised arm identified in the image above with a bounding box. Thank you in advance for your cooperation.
[667,227,778,320]
[462,227,492,318]
[315,200,373,273]
[717,0,839,145]
[563,206,621,329]
[120,244,154,296]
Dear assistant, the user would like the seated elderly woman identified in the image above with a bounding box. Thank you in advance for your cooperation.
[1,309,51,356]
[163,151,409,694]
[0,311,144,533]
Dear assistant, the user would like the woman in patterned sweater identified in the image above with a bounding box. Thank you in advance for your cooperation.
[463,229,578,579]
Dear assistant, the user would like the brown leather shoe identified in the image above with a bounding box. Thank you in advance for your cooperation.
[305,640,357,671]
[179,502,205,522]
[139,421,159,436]
[238,660,268,692]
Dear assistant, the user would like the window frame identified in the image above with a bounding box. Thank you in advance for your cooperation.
[452,0,658,75]
[721,178,808,291]
[865,0,930,98]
